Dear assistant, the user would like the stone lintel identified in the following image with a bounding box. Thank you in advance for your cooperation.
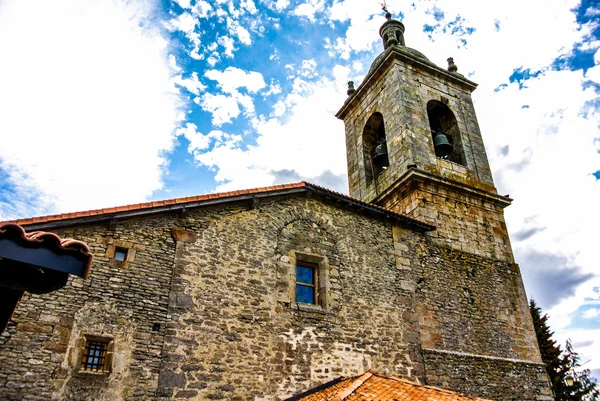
[336,46,478,120]
[375,168,512,210]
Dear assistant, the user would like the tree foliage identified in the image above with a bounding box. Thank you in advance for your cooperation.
[563,339,600,401]
[529,299,599,401]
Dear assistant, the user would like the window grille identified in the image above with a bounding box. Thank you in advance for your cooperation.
[81,340,108,372]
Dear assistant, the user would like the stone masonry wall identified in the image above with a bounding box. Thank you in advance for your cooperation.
[423,349,553,401]
[416,244,541,363]
[381,176,515,262]
[0,192,551,401]
[156,195,427,400]
[0,216,177,400]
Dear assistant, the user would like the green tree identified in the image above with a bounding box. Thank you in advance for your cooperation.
[530,299,570,399]
[562,339,599,401]
[529,299,599,400]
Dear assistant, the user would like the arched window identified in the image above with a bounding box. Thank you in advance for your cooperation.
[362,112,389,185]
[426,101,465,165]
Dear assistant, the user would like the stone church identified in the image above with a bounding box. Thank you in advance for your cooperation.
[0,12,553,401]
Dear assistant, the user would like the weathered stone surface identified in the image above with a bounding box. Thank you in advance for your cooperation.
[0,216,176,400]
[423,349,553,401]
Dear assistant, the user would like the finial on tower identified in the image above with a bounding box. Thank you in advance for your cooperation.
[381,1,392,20]
[347,81,356,96]
[447,57,458,73]
[378,4,405,50]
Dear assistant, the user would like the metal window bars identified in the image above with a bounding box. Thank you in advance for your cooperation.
[81,340,107,372]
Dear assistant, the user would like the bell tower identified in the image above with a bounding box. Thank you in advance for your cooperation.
[336,11,553,401]
[337,11,512,262]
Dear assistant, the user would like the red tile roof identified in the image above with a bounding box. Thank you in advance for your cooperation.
[0,223,93,279]
[287,371,491,401]
[0,182,435,232]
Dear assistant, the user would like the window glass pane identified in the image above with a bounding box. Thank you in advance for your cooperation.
[114,249,126,261]
[296,284,315,304]
[296,265,314,285]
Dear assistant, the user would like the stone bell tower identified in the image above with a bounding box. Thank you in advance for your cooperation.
[336,11,554,401]
[337,11,513,262]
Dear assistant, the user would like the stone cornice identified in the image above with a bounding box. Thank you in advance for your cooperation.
[336,46,478,120]
[374,168,512,209]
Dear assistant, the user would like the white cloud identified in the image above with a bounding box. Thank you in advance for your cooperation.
[271,100,287,116]
[199,67,265,126]
[583,309,600,320]
[176,123,210,152]
[174,0,192,9]
[207,53,220,66]
[191,0,212,18]
[164,11,202,59]
[168,54,182,72]
[0,0,182,218]
[273,0,290,12]
[265,83,282,96]
[204,67,266,94]
[300,59,318,78]
[197,93,241,126]
[293,0,325,21]
[173,71,206,95]
[218,35,237,58]
[234,23,252,45]
[192,65,350,191]
[241,0,258,14]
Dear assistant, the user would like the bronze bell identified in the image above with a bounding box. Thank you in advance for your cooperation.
[372,140,389,169]
[432,129,453,158]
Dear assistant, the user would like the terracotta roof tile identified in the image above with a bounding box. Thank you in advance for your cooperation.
[0,223,94,280]
[289,371,491,401]
[1,182,434,233]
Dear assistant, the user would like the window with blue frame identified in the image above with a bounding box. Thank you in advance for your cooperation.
[296,263,317,304]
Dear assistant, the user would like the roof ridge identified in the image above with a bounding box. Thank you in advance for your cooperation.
[1,181,434,233]
[331,371,373,401]
[1,182,308,226]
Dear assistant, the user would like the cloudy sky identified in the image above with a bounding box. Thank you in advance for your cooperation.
[0,0,599,381]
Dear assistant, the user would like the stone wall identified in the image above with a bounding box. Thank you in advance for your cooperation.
[416,244,541,363]
[423,349,553,400]
[0,193,551,400]
[0,216,177,400]
[380,172,515,262]
[157,195,426,400]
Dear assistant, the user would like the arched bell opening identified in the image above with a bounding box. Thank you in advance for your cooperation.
[362,112,389,185]
[426,101,465,165]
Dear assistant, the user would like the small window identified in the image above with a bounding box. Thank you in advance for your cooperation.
[296,264,317,304]
[81,339,109,372]
[114,247,128,262]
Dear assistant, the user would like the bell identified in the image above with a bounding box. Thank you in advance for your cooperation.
[433,130,453,158]
[372,140,389,169]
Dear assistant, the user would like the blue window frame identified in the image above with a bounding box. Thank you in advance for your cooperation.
[296,264,317,304]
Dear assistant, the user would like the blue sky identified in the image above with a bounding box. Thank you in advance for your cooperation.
[0,0,599,380]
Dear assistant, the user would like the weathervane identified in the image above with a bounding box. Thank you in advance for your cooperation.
[380,0,392,20]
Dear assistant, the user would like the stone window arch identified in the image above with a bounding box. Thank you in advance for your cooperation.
[363,112,389,185]
[426,100,465,165]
